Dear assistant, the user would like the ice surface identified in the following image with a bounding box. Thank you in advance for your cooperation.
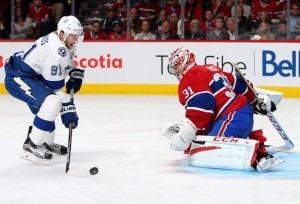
[0,95,299,204]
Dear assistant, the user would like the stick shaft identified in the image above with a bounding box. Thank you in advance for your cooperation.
[66,89,74,173]
[234,65,294,151]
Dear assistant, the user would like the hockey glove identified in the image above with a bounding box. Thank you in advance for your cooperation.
[61,102,79,129]
[252,94,277,115]
[66,69,84,94]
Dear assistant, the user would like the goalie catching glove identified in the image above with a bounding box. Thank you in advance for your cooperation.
[160,118,197,151]
[66,68,84,94]
[252,94,277,115]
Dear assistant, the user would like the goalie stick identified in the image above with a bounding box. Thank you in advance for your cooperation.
[234,65,294,151]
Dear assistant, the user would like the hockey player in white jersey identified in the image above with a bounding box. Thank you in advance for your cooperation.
[4,16,85,164]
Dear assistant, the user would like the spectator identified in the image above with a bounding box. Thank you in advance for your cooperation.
[256,21,275,40]
[185,19,205,40]
[113,0,127,22]
[200,9,215,36]
[108,19,128,40]
[170,10,180,34]
[154,9,168,35]
[206,16,229,40]
[0,16,9,39]
[45,0,65,24]
[136,0,160,23]
[165,0,181,17]
[134,19,156,40]
[156,20,179,40]
[11,6,33,39]
[290,2,300,39]
[234,5,251,32]
[26,0,51,38]
[251,10,274,32]
[275,20,288,40]
[226,16,248,40]
[5,0,30,31]
[158,0,168,10]
[211,0,231,20]
[274,0,287,21]
[101,6,119,34]
[84,20,108,40]
[231,0,251,19]
[185,0,204,23]
[128,7,140,38]
[252,0,277,20]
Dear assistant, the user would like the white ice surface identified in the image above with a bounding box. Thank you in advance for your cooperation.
[0,95,300,204]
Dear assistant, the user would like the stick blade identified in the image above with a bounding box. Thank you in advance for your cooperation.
[66,168,91,177]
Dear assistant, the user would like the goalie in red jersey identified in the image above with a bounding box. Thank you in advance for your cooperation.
[160,47,284,172]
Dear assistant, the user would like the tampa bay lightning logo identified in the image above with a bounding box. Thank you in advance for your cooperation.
[57,47,67,57]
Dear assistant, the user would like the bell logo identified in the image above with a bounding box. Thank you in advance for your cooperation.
[262,50,300,77]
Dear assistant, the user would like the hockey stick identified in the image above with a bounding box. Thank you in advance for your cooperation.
[234,65,294,151]
[66,88,74,173]
[65,89,99,176]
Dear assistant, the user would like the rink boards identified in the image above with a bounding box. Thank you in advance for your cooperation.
[0,41,300,97]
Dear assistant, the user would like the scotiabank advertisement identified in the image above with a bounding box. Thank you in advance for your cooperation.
[0,41,300,86]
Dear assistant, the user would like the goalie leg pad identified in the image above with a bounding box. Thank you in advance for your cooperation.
[189,136,259,171]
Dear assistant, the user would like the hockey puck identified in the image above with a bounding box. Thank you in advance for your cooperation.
[89,167,99,175]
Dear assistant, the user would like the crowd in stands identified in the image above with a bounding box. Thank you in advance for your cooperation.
[1,0,300,40]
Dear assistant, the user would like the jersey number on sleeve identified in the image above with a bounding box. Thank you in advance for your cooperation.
[182,86,195,99]
[213,73,235,98]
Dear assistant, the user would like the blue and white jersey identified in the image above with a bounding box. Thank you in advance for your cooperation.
[21,32,75,90]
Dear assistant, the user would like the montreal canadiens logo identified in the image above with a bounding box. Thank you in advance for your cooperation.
[57,47,67,57]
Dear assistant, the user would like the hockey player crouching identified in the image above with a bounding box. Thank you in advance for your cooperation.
[161,47,284,172]
[4,16,85,164]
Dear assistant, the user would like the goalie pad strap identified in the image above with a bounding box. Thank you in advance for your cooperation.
[189,136,259,171]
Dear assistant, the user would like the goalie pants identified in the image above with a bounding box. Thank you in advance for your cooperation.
[208,103,254,139]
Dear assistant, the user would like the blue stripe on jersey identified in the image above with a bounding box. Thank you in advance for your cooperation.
[187,92,216,112]
[33,116,55,132]
[233,75,248,94]
[4,54,40,78]
[210,80,226,94]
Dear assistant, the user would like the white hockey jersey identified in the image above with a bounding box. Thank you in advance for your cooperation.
[22,32,75,90]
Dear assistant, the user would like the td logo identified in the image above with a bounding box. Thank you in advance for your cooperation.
[262,50,300,77]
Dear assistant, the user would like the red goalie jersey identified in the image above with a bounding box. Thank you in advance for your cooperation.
[178,64,256,130]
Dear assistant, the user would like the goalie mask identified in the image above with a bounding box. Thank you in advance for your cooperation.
[57,16,84,44]
[168,47,196,80]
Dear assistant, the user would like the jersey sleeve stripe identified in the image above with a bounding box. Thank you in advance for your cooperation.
[232,74,237,89]
[213,87,227,96]
[186,107,214,114]
[186,92,216,113]
[186,91,214,106]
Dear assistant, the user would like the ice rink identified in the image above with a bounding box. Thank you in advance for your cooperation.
[0,94,299,204]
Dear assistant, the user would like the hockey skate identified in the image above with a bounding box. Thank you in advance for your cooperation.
[21,137,53,165]
[256,154,285,172]
[265,145,280,155]
[43,143,68,155]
